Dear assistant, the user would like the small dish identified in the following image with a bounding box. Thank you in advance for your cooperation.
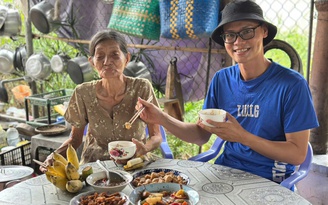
[69,190,129,205]
[129,183,199,205]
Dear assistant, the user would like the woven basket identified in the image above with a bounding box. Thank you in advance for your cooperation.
[159,0,220,39]
[108,0,161,40]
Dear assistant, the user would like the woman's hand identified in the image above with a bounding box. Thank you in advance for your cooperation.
[39,154,53,173]
[132,138,148,157]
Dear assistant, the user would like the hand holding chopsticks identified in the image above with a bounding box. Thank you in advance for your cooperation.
[124,95,153,129]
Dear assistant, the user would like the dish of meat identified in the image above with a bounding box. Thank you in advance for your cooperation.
[69,190,129,205]
[132,168,190,188]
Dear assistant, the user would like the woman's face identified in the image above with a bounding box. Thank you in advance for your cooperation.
[90,39,130,79]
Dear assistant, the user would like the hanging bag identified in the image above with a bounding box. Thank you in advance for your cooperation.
[108,0,161,40]
[159,0,220,39]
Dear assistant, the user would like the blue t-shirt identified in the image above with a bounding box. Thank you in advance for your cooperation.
[203,62,319,183]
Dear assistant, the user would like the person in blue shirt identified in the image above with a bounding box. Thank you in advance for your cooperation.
[137,0,319,185]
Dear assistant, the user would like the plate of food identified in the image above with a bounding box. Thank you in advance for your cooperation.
[69,190,129,205]
[129,183,199,205]
[131,168,190,188]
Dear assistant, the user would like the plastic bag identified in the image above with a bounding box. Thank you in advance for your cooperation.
[11,85,32,102]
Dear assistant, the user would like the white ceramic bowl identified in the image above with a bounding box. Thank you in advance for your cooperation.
[86,170,133,193]
[108,141,136,160]
[198,109,226,127]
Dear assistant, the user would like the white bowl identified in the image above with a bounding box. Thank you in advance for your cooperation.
[86,170,133,193]
[198,109,226,127]
[108,141,136,160]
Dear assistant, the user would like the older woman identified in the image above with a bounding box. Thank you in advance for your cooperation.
[40,30,161,172]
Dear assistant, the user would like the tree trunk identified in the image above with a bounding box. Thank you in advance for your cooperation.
[309,0,328,154]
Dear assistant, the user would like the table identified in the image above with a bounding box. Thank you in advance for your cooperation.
[0,159,311,205]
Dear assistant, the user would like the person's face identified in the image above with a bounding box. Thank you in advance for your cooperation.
[89,39,130,79]
[222,20,268,64]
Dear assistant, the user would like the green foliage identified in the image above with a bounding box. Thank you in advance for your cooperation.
[265,27,308,78]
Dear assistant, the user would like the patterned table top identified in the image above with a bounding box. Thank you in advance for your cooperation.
[0,159,311,205]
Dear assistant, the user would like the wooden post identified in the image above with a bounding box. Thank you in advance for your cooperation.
[158,57,184,121]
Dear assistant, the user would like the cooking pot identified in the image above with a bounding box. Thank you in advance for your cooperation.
[50,54,69,73]
[124,59,152,83]
[0,5,8,29]
[25,53,52,81]
[0,8,21,36]
[13,46,27,72]
[0,49,15,74]
[30,1,60,34]
[67,56,94,84]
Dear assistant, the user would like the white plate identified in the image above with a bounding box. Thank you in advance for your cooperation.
[69,190,129,205]
[129,183,199,205]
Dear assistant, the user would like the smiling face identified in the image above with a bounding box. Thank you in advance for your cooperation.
[223,20,268,64]
[89,39,130,79]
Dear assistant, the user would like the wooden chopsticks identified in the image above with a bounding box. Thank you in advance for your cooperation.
[33,159,47,168]
[125,95,153,129]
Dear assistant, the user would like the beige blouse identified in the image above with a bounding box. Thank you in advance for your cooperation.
[64,77,159,164]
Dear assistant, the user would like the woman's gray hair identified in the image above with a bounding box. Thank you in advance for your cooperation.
[89,30,128,56]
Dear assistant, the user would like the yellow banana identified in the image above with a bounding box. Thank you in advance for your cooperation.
[66,144,79,170]
[65,162,80,180]
[52,151,68,166]
[66,179,83,193]
[45,172,52,182]
[53,159,66,178]
[50,175,68,191]
[47,165,66,178]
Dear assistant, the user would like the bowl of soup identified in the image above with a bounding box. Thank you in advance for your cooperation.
[198,109,226,127]
[86,170,133,193]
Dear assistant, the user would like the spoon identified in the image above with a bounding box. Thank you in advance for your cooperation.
[96,160,127,184]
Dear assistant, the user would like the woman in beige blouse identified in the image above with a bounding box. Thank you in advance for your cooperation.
[40,30,161,172]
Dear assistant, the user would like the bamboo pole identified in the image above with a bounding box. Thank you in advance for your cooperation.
[31,34,227,54]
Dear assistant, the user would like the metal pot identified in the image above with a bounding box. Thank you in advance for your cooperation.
[0,5,8,29]
[50,54,69,73]
[30,1,60,34]
[67,56,94,84]
[0,8,21,36]
[124,59,152,82]
[25,53,52,81]
[13,46,27,72]
[0,49,15,74]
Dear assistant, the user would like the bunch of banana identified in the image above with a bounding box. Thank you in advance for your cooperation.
[44,144,93,193]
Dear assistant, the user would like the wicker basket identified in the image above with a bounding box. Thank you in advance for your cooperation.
[0,142,31,166]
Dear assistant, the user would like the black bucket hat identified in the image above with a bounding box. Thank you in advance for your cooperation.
[211,0,277,46]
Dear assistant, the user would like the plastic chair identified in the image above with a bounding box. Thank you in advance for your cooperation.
[145,126,174,159]
[280,142,313,190]
[188,137,224,162]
